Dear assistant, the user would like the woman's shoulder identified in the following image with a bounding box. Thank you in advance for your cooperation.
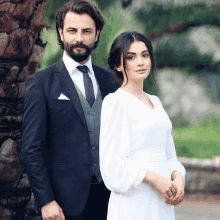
[102,88,126,109]
[103,88,123,101]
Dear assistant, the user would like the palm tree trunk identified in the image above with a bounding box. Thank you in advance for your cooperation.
[0,0,50,219]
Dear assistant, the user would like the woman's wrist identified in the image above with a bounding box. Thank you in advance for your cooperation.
[143,170,158,184]
[171,171,182,181]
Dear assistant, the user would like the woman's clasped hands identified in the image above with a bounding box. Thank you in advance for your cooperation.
[144,170,184,206]
[168,171,185,206]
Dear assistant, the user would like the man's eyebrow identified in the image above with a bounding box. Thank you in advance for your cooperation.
[66,27,77,30]
[83,28,93,30]
[66,27,93,31]
[127,50,149,55]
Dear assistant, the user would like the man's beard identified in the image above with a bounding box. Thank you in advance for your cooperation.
[64,41,94,63]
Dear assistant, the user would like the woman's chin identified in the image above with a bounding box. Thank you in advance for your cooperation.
[137,74,149,80]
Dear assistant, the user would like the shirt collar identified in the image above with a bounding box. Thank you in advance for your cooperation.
[62,50,93,75]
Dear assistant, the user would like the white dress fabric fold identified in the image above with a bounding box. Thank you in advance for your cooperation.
[99,88,186,220]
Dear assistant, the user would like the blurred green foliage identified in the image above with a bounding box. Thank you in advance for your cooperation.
[135,3,220,38]
[93,0,117,10]
[154,32,219,72]
[174,116,220,158]
[135,3,220,73]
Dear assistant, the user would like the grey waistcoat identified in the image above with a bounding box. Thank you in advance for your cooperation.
[73,82,103,183]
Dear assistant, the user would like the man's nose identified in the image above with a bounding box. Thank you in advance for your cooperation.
[75,32,84,42]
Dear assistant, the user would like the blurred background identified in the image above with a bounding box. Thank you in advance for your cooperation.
[39,0,220,160]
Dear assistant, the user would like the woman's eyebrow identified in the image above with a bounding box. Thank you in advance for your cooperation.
[127,50,149,55]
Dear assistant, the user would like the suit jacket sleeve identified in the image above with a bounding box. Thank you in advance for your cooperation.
[22,74,55,207]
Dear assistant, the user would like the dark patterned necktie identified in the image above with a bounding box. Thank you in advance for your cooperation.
[77,65,95,107]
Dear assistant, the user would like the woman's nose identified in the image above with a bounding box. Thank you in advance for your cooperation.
[137,56,144,66]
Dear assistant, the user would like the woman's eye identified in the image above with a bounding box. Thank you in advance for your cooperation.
[127,56,134,60]
[144,54,149,58]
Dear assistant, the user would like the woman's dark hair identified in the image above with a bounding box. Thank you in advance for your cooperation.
[56,0,105,50]
[108,31,157,86]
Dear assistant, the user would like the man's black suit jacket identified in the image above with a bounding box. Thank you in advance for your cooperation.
[21,59,120,216]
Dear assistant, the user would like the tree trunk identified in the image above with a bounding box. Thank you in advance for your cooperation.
[0,0,49,219]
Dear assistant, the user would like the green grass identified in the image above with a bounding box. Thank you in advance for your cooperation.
[174,117,220,159]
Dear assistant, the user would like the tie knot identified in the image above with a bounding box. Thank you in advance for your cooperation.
[77,65,89,74]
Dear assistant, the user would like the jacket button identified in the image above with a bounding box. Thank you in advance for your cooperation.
[88,111,93,116]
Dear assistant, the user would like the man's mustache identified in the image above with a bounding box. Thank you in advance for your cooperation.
[70,43,89,50]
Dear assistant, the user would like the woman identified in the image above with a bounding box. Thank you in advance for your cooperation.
[99,31,185,220]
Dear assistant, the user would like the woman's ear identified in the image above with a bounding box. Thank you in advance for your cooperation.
[115,66,122,72]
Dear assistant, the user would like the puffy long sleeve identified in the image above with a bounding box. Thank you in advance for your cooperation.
[99,94,147,193]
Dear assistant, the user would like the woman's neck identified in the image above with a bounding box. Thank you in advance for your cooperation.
[121,80,144,98]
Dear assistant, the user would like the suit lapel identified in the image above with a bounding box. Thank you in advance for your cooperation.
[92,64,109,99]
[55,60,88,129]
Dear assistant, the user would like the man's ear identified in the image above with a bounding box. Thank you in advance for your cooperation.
[58,27,64,42]
[95,30,101,42]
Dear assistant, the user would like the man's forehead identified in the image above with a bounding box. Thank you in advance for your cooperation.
[64,23,94,29]
[63,12,95,28]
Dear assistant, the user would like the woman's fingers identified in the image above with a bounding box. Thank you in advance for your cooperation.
[171,188,184,202]
[179,192,184,201]
[170,187,176,196]
[167,191,173,198]
[172,193,184,206]
[170,182,180,201]
[171,191,179,201]
[165,190,175,204]
[170,199,180,206]
[166,182,184,205]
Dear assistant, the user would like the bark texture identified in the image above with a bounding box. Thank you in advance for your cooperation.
[0,0,49,219]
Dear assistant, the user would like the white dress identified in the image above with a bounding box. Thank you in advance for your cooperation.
[99,88,186,220]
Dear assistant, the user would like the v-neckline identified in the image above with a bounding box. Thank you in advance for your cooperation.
[119,88,155,111]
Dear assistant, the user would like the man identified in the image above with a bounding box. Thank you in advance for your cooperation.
[22,0,120,219]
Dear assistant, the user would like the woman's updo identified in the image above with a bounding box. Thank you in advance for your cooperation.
[108,31,156,86]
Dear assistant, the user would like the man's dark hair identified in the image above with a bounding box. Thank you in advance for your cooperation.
[108,31,157,86]
[56,0,105,50]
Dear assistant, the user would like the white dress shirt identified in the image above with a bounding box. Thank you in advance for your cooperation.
[62,50,98,99]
